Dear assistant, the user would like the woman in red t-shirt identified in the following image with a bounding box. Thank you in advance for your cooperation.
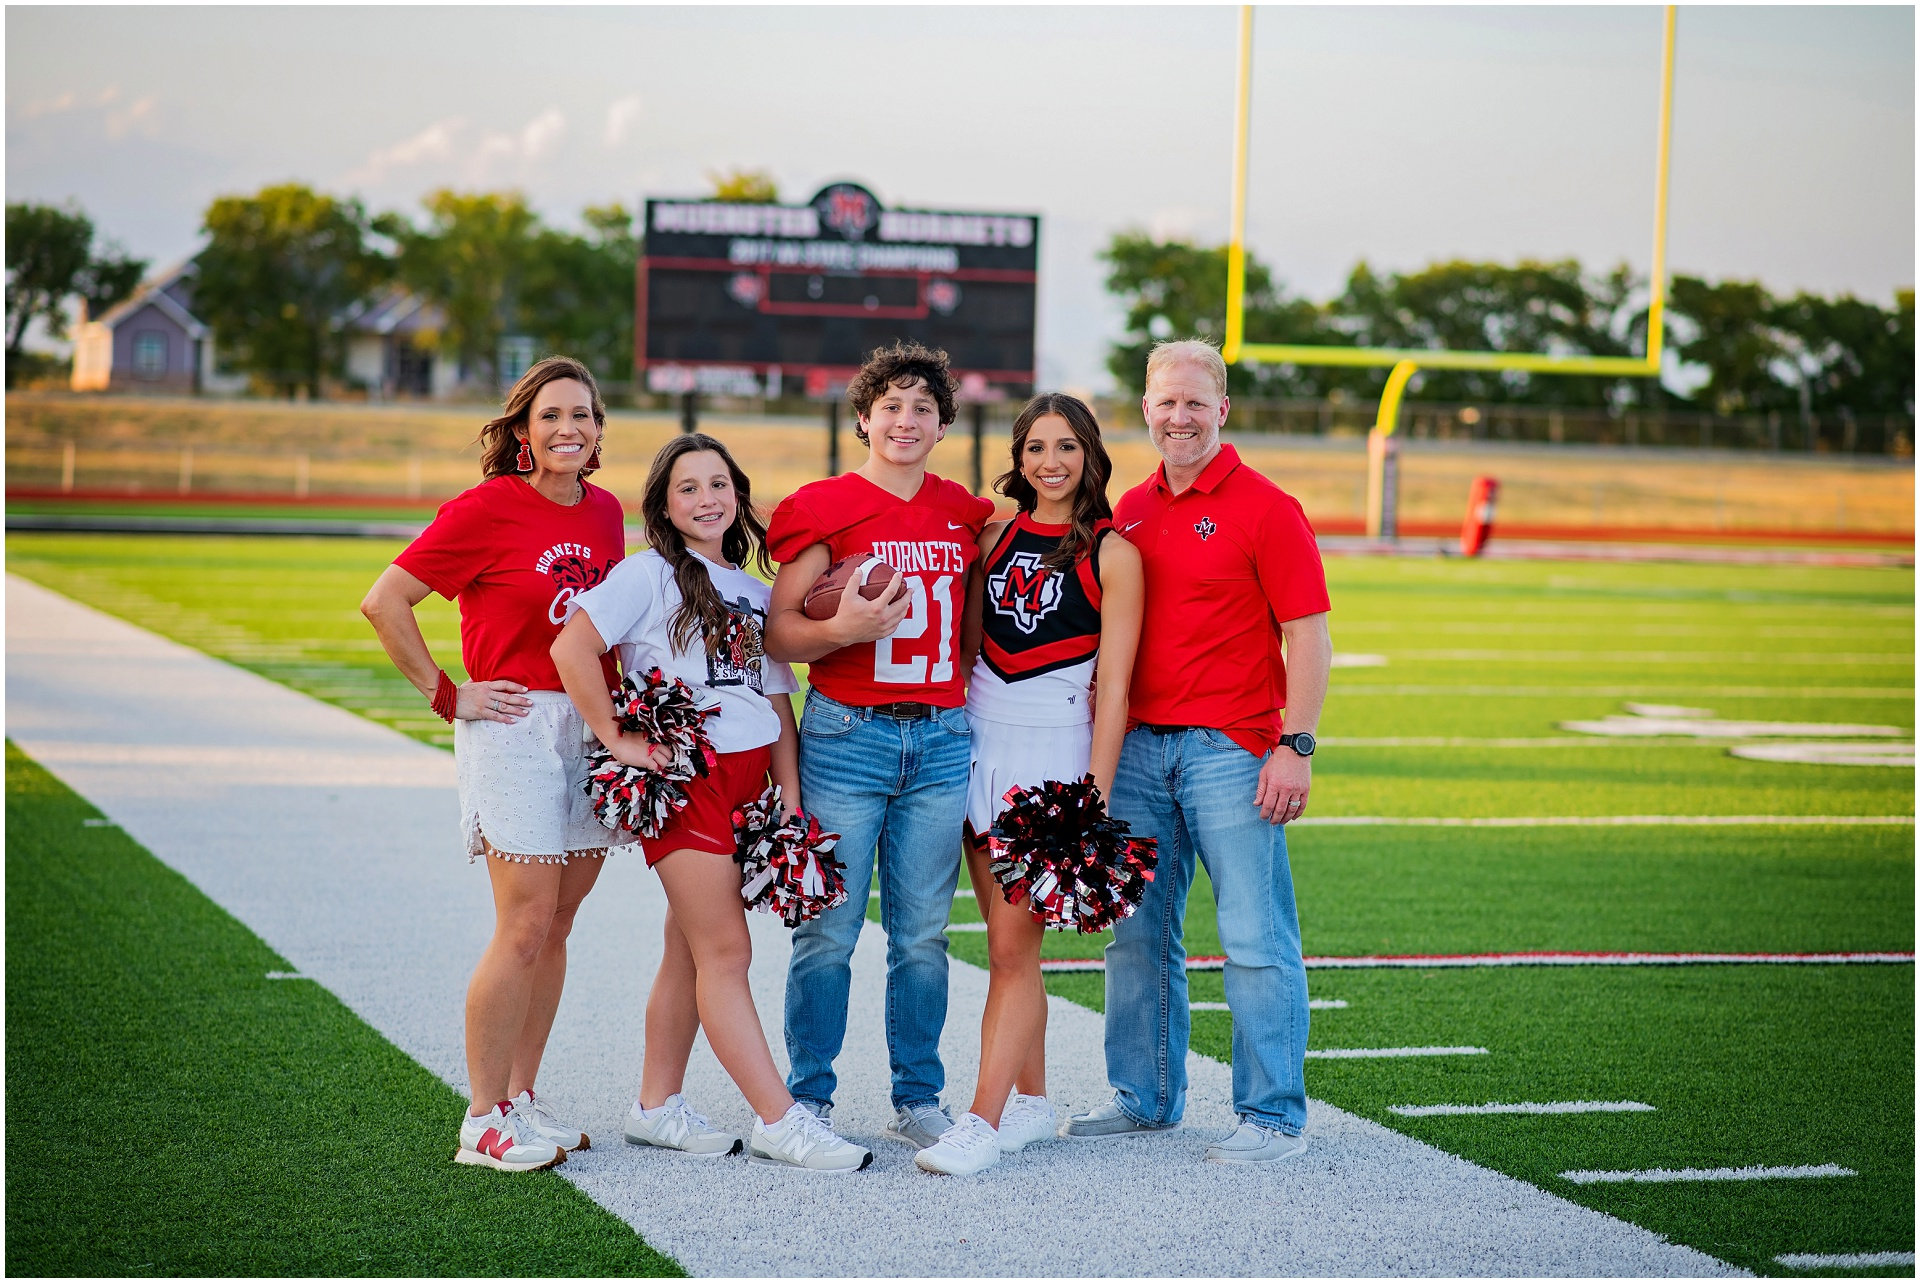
[362,355,628,1173]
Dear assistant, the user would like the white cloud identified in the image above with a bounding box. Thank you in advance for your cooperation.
[104,95,157,140]
[469,108,566,179]
[605,95,642,148]
[520,107,564,159]
[341,116,466,187]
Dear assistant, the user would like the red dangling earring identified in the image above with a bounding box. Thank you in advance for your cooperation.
[514,441,534,473]
[582,441,602,475]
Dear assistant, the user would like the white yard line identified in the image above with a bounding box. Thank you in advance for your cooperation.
[1296,815,1913,827]
[1775,1251,1914,1269]
[1562,1164,1855,1185]
[1392,1101,1654,1117]
[1306,1046,1489,1059]
[5,575,1744,1279]
[1042,950,1914,973]
[1337,685,1909,699]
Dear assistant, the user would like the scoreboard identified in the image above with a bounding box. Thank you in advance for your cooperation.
[638,182,1038,400]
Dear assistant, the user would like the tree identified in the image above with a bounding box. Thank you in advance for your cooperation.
[5,201,147,384]
[1665,276,1791,414]
[193,183,385,398]
[708,169,778,203]
[522,204,639,386]
[390,190,539,392]
[1771,290,1914,418]
[1100,232,1334,397]
[1329,259,1640,407]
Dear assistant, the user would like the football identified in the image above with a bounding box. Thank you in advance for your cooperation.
[802,555,906,621]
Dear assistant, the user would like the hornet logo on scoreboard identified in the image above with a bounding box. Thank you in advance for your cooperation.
[814,183,879,241]
[988,550,1063,635]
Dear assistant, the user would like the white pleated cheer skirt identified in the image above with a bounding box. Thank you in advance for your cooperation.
[965,713,1094,836]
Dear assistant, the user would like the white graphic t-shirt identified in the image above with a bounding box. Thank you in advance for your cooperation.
[569,548,799,754]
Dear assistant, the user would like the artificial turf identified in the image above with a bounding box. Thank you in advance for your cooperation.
[3,741,683,1278]
[6,530,1914,1276]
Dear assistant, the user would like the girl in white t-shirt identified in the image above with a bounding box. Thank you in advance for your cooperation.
[552,433,872,1174]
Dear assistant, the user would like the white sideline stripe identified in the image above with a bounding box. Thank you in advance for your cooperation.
[1391,1101,1655,1117]
[1191,1000,1349,1011]
[1324,736,1716,748]
[264,971,307,981]
[1776,1251,1915,1269]
[81,817,117,827]
[1296,814,1914,827]
[1307,1046,1489,1059]
[1562,1163,1856,1185]
[1039,950,1914,972]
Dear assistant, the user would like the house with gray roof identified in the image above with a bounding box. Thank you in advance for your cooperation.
[69,261,245,394]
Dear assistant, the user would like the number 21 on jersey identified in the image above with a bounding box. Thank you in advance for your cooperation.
[874,574,954,684]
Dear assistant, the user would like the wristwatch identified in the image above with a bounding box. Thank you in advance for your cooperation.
[1279,732,1316,758]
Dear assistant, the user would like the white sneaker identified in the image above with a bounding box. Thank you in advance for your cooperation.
[454,1101,566,1172]
[996,1093,1058,1153]
[914,1112,1002,1176]
[749,1103,873,1173]
[624,1093,743,1157]
[512,1088,589,1151]
[1204,1117,1309,1164]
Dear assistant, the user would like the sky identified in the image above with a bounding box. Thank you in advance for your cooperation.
[7,5,1913,393]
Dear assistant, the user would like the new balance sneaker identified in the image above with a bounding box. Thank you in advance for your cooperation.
[995,1093,1058,1153]
[455,1101,566,1172]
[794,1099,833,1127]
[624,1093,744,1157]
[749,1103,873,1173]
[1059,1098,1175,1140]
[914,1113,1002,1176]
[883,1101,953,1149]
[512,1088,589,1151]
[1204,1118,1308,1164]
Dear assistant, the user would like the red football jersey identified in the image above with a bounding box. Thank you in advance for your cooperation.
[767,471,994,707]
[395,475,624,691]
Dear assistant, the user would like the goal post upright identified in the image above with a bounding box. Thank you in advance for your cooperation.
[1223,5,1679,537]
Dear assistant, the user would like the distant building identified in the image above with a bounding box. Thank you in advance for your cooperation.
[341,288,464,400]
[70,261,244,394]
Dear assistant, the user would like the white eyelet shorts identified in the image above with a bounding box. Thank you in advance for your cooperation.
[453,690,641,865]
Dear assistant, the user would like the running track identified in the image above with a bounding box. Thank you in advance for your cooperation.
[6,575,1740,1277]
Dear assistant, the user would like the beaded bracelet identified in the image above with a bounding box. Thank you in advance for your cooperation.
[431,670,458,722]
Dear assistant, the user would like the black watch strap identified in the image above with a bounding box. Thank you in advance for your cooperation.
[1280,731,1316,757]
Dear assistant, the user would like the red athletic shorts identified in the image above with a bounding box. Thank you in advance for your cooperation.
[643,744,773,866]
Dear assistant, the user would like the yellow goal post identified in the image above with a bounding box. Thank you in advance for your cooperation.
[1222,5,1679,537]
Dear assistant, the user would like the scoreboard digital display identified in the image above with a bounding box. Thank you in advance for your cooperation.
[638,183,1038,400]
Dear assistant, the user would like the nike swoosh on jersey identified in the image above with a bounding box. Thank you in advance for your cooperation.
[947,522,966,530]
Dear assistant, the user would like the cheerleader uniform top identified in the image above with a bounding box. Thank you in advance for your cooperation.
[965,511,1111,728]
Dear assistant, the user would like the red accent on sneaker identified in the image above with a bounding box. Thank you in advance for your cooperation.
[478,1127,512,1160]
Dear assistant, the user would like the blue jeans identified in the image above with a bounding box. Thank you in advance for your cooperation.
[1104,726,1310,1134]
[785,689,971,1110]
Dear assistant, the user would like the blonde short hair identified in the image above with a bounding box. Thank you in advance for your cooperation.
[1145,339,1228,400]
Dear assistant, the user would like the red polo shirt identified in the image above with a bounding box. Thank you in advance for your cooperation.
[1114,443,1330,756]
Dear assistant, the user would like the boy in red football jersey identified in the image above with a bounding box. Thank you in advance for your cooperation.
[764,341,995,1149]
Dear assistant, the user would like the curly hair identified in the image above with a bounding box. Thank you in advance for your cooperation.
[477,355,606,479]
[994,393,1114,574]
[847,340,959,443]
[641,433,773,657]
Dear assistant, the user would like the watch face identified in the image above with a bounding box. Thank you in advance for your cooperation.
[1292,732,1316,756]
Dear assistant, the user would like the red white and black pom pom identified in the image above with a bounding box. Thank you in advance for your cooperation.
[986,775,1158,934]
[583,667,719,838]
[732,785,848,927]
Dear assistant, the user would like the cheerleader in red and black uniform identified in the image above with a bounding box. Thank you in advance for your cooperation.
[915,394,1144,1176]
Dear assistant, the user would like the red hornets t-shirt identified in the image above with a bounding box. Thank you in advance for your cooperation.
[395,475,625,691]
[767,471,994,707]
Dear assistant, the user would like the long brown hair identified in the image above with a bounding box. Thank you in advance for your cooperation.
[642,433,772,656]
[477,355,606,479]
[994,393,1113,573]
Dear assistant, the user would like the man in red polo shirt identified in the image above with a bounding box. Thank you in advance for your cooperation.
[1061,339,1332,1164]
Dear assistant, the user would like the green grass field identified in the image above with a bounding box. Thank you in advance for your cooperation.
[4,741,681,1277]
[6,531,1914,1276]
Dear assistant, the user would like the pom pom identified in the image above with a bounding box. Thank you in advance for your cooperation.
[985,775,1158,934]
[583,667,719,838]
[732,785,849,927]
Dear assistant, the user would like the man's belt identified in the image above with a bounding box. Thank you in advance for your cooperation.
[1143,723,1199,736]
[868,701,939,720]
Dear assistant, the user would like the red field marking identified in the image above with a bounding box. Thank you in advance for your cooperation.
[1037,950,1916,973]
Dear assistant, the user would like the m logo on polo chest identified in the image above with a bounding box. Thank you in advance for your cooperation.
[1194,517,1218,541]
